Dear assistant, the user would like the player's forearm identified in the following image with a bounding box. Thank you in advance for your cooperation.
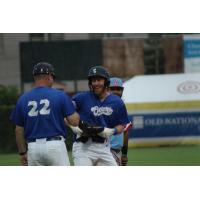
[122,130,129,164]
[122,122,132,153]
[115,125,124,135]
[15,126,27,154]
[123,130,129,147]
[66,112,80,127]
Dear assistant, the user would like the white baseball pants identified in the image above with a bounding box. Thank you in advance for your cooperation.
[27,138,70,166]
[72,139,117,166]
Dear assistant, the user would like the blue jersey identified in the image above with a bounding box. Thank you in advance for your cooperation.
[111,119,132,149]
[10,86,75,140]
[110,133,124,149]
[72,91,129,129]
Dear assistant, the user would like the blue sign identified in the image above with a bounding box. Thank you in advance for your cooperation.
[129,112,200,138]
[184,40,200,58]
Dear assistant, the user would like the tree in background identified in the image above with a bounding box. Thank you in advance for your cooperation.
[0,85,18,106]
[0,85,18,153]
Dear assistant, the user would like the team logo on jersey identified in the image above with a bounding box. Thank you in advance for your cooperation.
[91,106,113,116]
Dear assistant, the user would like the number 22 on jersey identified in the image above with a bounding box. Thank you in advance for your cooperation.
[28,99,50,117]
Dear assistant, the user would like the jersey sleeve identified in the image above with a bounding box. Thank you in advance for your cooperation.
[62,92,76,117]
[10,100,24,127]
[115,100,130,126]
[72,92,83,111]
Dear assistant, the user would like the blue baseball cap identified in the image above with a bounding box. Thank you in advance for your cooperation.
[109,77,124,88]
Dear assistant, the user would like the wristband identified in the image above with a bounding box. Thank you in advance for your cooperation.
[114,128,118,135]
[19,152,26,156]
[122,146,128,155]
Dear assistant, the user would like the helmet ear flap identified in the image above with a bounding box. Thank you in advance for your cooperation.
[88,79,92,89]
[105,80,110,87]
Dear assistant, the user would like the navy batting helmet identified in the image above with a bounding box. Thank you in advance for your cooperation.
[88,66,110,87]
[33,62,56,78]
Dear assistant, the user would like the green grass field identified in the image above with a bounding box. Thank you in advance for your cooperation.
[1,145,200,166]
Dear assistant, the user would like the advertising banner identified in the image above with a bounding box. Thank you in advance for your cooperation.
[184,34,200,73]
[129,112,200,139]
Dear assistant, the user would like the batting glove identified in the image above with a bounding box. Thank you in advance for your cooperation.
[68,125,83,136]
[98,127,118,138]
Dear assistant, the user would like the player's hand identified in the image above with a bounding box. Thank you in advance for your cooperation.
[121,155,128,166]
[68,125,83,136]
[20,154,28,166]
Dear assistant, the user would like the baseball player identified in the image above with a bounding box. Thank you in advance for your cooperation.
[10,62,79,166]
[109,77,132,166]
[69,66,130,166]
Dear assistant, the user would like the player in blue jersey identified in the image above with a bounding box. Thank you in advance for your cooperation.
[10,62,79,166]
[69,66,129,166]
[109,77,132,166]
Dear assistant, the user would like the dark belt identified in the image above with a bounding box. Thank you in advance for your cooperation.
[76,135,106,144]
[76,136,89,143]
[91,135,106,143]
[27,136,62,143]
[111,148,121,153]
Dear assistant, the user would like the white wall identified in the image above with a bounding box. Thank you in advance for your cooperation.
[123,73,200,103]
[0,33,29,90]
